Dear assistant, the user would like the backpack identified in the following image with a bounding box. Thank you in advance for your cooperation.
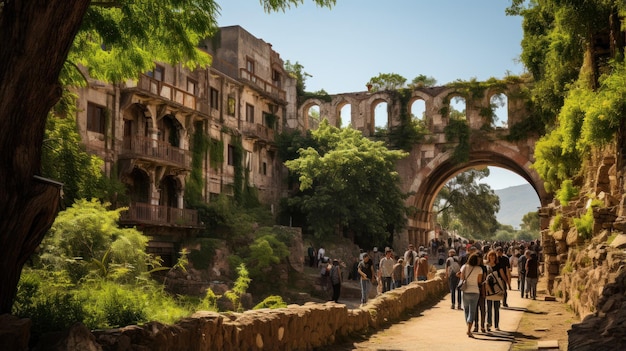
[448,257,460,275]
[483,270,505,300]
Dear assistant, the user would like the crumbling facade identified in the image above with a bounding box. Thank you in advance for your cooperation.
[75,26,296,265]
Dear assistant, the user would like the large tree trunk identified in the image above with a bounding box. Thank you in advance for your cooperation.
[0,0,90,314]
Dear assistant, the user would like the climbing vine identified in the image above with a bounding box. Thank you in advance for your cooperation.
[186,123,209,205]
[383,88,427,151]
[208,137,224,171]
[443,115,470,164]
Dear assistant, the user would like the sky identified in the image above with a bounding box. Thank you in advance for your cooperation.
[217,0,531,190]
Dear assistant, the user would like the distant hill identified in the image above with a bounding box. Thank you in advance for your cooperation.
[494,184,541,228]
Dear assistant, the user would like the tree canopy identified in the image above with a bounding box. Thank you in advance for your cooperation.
[283,120,410,248]
[435,169,500,239]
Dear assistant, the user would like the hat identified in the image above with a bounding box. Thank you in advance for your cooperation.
[449,249,456,254]
[373,247,378,252]
[398,258,404,263]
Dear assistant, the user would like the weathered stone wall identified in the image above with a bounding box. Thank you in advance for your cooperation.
[2,272,447,351]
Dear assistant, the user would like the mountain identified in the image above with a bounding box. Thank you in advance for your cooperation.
[494,184,541,228]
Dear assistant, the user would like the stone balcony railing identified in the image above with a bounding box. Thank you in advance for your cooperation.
[121,136,190,169]
[239,68,286,101]
[126,75,210,115]
[119,202,199,227]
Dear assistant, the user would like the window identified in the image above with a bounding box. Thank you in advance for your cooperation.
[187,78,197,95]
[210,88,219,110]
[263,112,277,129]
[246,103,255,123]
[246,58,255,74]
[227,96,236,116]
[272,69,281,88]
[262,162,267,175]
[147,65,164,81]
[87,102,106,134]
[227,144,235,166]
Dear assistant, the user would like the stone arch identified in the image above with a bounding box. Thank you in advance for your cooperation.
[409,97,426,121]
[407,140,549,241]
[127,167,151,203]
[336,100,352,128]
[300,99,325,130]
[488,91,509,128]
[158,114,183,148]
[367,96,391,135]
[160,175,181,208]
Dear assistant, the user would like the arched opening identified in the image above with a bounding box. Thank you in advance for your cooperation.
[127,167,151,203]
[411,99,426,121]
[160,176,179,208]
[158,114,182,147]
[340,103,351,128]
[491,93,508,128]
[374,101,388,130]
[306,105,321,129]
[449,95,467,120]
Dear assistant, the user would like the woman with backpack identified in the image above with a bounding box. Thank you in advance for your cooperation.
[445,249,461,309]
[485,250,503,331]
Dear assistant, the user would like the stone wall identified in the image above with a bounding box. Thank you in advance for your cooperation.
[3,272,447,351]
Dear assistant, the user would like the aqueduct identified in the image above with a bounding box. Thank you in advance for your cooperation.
[299,82,552,248]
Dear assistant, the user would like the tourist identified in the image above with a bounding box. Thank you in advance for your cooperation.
[415,252,429,281]
[445,249,461,309]
[379,249,395,293]
[317,246,325,267]
[473,251,488,333]
[518,247,529,296]
[460,253,483,338]
[403,244,418,284]
[526,251,540,299]
[329,259,342,303]
[392,258,404,289]
[358,253,376,307]
[307,244,315,267]
[495,246,512,307]
[485,250,502,331]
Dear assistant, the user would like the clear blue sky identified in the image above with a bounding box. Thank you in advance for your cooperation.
[217,0,531,190]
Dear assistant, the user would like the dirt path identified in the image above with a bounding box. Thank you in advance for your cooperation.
[326,274,579,351]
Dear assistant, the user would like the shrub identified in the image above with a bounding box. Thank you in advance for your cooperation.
[253,295,287,309]
[573,207,594,240]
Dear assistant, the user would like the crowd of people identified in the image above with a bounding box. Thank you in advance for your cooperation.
[445,239,543,337]
[306,238,543,323]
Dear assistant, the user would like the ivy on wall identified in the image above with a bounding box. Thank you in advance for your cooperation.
[208,137,224,171]
[186,122,209,205]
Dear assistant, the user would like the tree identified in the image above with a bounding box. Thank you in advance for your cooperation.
[284,60,311,96]
[0,0,336,314]
[367,73,407,91]
[435,169,500,239]
[410,74,437,88]
[521,211,540,232]
[284,120,409,248]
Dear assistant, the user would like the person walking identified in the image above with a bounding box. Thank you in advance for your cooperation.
[518,248,529,296]
[460,253,483,338]
[485,250,502,331]
[329,259,342,303]
[525,251,540,299]
[445,249,461,309]
[358,253,376,307]
[415,252,429,281]
[379,249,395,293]
[495,246,512,307]
[392,258,404,289]
[473,251,488,333]
[403,244,417,284]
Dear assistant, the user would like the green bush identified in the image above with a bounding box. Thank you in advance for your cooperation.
[253,295,287,309]
[557,180,578,204]
[573,207,594,240]
[188,238,220,270]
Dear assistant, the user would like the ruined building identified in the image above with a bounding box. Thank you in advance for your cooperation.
[74,26,296,265]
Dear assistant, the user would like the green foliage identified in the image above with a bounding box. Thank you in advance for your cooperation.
[550,214,563,232]
[532,126,582,194]
[443,115,470,164]
[410,74,437,88]
[245,227,292,290]
[41,199,150,284]
[367,73,407,91]
[253,295,287,309]
[556,179,579,205]
[209,137,225,171]
[187,238,221,270]
[520,211,540,232]
[572,212,590,239]
[224,264,251,312]
[284,120,410,247]
[199,288,219,311]
[435,169,500,239]
[383,89,428,151]
[284,60,311,96]
[186,124,209,205]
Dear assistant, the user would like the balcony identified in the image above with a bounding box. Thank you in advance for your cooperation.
[119,202,200,228]
[239,69,286,101]
[126,75,209,115]
[242,123,275,142]
[121,136,190,169]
